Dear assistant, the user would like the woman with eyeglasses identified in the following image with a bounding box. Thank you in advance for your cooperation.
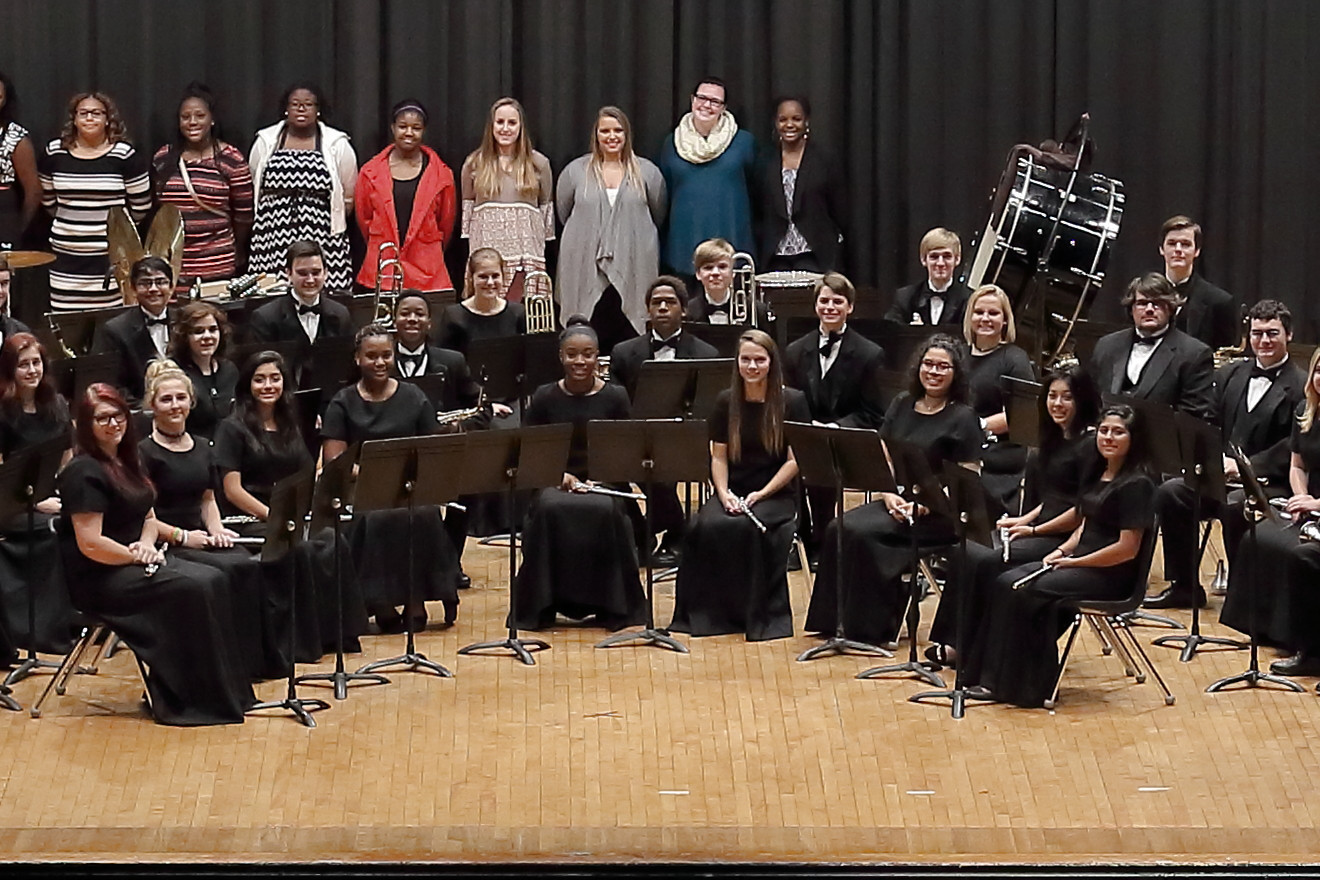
[166,301,237,440]
[57,383,255,725]
[804,334,983,647]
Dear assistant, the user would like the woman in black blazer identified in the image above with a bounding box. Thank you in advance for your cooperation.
[757,97,846,273]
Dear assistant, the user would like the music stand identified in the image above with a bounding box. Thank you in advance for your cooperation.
[468,334,560,406]
[856,437,952,687]
[1003,376,1043,448]
[1152,412,1246,661]
[689,359,735,420]
[403,373,449,409]
[306,337,356,393]
[356,434,467,679]
[588,419,708,653]
[910,463,997,717]
[297,444,390,699]
[681,322,745,358]
[245,468,332,727]
[784,422,894,662]
[630,362,699,420]
[1205,445,1306,694]
[49,353,118,404]
[457,424,572,664]
[1,436,69,690]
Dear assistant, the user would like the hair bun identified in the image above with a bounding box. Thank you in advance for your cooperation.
[143,358,182,383]
[563,314,592,328]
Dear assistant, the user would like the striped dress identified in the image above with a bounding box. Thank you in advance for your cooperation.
[152,143,255,284]
[39,140,151,311]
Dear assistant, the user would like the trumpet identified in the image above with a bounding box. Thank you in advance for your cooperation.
[524,269,556,334]
[734,496,768,533]
[372,242,404,329]
[729,251,760,328]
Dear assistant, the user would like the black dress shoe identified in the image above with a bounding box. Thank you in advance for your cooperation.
[457,571,472,589]
[442,600,458,626]
[374,609,405,634]
[1143,586,1207,609]
[787,543,803,572]
[1270,652,1320,677]
[807,550,820,573]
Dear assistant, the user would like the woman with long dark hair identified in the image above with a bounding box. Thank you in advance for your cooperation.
[166,300,237,439]
[670,329,810,641]
[0,71,42,247]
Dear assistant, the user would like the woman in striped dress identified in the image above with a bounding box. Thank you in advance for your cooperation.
[38,92,151,311]
[151,83,254,288]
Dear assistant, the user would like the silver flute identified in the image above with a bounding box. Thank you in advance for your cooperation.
[1011,562,1054,590]
[572,483,646,501]
[1000,525,1014,562]
[735,497,768,533]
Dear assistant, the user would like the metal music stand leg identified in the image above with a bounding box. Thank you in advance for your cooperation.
[2,494,61,687]
[857,526,946,688]
[1153,516,1246,662]
[297,500,390,699]
[358,494,454,678]
[248,545,330,726]
[459,477,550,664]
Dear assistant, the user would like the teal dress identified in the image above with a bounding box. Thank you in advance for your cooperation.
[657,129,757,273]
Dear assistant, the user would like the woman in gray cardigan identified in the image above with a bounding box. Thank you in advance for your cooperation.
[556,106,666,350]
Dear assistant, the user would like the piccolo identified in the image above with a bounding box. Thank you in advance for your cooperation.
[735,497,768,533]
[1011,562,1054,590]
[572,483,646,501]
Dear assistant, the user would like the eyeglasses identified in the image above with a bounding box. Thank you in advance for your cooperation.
[1132,299,1169,311]
[920,360,955,373]
[692,93,726,107]
[134,277,171,289]
[93,412,127,427]
[76,109,106,119]
[288,100,318,111]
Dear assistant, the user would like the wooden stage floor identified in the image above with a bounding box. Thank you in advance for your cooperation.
[3,530,1320,866]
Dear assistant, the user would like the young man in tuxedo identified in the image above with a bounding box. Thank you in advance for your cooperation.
[248,240,354,383]
[1149,300,1304,610]
[684,238,772,328]
[93,255,174,404]
[1087,273,1215,420]
[784,272,887,567]
[884,227,971,327]
[0,255,32,349]
[609,275,719,565]
[1160,215,1238,350]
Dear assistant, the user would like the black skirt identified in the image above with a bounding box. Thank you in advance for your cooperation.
[170,545,270,681]
[0,513,77,656]
[1221,520,1320,653]
[930,534,1063,648]
[671,492,796,642]
[350,506,459,614]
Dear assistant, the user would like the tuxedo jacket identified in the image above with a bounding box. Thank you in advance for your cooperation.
[93,308,166,403]
[1088,326,1215,420]
[0,314,32,347]
[1174,273,1238,350]
[685,292,774,328]
[248,294,354,376]
[756,145,846,270]
[395,343,480,412]
[884,279,971,327]
[783,328,887,428]
[608,331,719,401]
[1215,357,1306,484]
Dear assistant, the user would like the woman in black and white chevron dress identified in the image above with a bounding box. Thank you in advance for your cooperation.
[37,92,151,311]
[247,83,357,291]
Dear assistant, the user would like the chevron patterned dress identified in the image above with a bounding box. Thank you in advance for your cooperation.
[248,147,351,290]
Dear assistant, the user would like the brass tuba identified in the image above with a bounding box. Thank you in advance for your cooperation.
[371,241,404,329]
[729,251,760,327]
[523,270,557,334]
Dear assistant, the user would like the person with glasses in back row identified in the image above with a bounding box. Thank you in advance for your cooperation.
[93,256,175,406]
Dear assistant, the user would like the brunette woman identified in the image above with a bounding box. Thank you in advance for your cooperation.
[460,97,554,300]
[356,99,456,293]
[758,97,845,272]
[515,317,643,630]
[57,383,255,725]
[166,300,237,439]
[38,91,151,310]
[670,329,811,641]
[152,82,254,285]
[0,71,42,248]
[804,334,982,646]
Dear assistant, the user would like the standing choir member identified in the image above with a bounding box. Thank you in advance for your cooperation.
[658,77,757,276]
[460,97,554,300]
[58,383,255,725]
[248,240,354,382]
[0,72,42,248]
[782,272,886,565]
[884,228,970,327]
[758,97,845,273]
[962,284,1036,517]
[355,99,456,293]
[39,92,151,310]
[670,329,810,641]
[805,335,982,646]
[248,83,357,292]
[1159,215,1238,350]
[514,318,644,631]
[151,83,254,285]
[322,324,458,631]
[93,256,174,405]
[556,106,666,349]
[167,301,238,440]
[685,238,772,327]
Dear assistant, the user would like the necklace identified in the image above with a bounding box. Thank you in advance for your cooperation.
[154,424,187,441]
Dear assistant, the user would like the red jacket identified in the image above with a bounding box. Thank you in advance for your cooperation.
[355,144,457,291]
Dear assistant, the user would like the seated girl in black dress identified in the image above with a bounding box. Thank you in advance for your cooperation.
[670,329,811,641]
[166,301,238,440]
[960,404,1156,708]
[57,383,255,725]
[514,317,644,630]
[436,247,528,356]
[0,332,75,662]
[322,323,458,632]
[805,333,982,646]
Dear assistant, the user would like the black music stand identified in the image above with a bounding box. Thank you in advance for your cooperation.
[457,424,572,664]
[49,353,118,404]
[356,434,466,679]
[631,361,700,420]
[306,337,357,393]
[681,322,745,358]
[689,359,736,420]
[47,306,132,356]
[1,436,69,691]
[1152,412,1246,661]
[856,438,951,688]
[784,422,894,662]
[588,419,708,653]
[246,468,332,727]
[910,463,997,718]
[1205,445,1306,694]
[1003,376,1043,449]
[468,334,560,406]
[297,444,390,699]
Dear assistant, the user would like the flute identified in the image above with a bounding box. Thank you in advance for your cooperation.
[571,483,646,501]
[1011,562,1054,590]
[735,497,768,533]
[1000,525,1013,562]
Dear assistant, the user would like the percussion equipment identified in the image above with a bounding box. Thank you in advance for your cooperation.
[523,270,556,334]
[0,250,55,269]
[730,252,762,328]
[372,242,404,329]
[754,270,822,325]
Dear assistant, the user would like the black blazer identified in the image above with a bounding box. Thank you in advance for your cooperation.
[93,308,166,403]
[686,292,773,328]
[783,328,887,428]
[608,331,720,401]
[1,314,31,344]
[1215,357,1306,484]
[884,279,971,328]
[757,145,846,270]
[248,294,354,374]
[1088,326,1215,420]
[1173,273,1238,350]
[395,343,481,412]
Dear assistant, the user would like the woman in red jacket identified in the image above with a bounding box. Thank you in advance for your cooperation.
[355,99,456,292]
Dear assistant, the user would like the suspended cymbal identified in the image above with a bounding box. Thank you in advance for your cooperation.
[2,250,55,269]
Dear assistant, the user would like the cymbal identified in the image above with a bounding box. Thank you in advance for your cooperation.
[2,250,56,269]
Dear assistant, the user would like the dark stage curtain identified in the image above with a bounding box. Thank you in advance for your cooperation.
[1,0,1317,335]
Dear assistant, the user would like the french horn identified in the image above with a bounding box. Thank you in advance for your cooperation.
[107,205,185,304]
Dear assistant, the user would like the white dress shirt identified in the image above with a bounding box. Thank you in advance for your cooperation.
[1246,356,1287,413]
[1126,327,1168,386]
[818,325,846,376]
[294,294,322,343]
[141,307,169,357]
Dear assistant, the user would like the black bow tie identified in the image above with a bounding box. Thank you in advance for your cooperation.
[651,334,680,354]
[820,331,842,358]
[297,302,321,317]
[1251,363,1283,381]
[706,300,729,315]
[398,351,425,373]
[144,315,169,328]
[1133,332,1163,347]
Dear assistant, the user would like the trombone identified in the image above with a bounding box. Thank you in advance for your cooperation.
[372,241,404,329]
[729,251,760,328]
[523,269,557,334]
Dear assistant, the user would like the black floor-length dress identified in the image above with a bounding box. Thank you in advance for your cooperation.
[966,343,1036,516]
